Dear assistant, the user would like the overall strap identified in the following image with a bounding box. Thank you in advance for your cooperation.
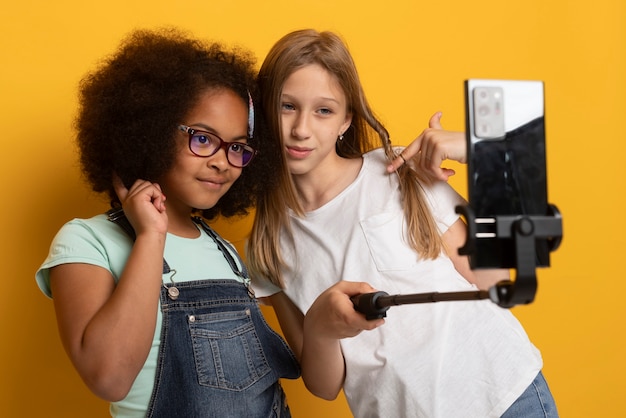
[106,207,135,239]
[192,216,254,297]
[192,216,249,280]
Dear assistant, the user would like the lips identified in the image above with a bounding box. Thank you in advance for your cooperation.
[197,177,228,190]
[286,146,313,159]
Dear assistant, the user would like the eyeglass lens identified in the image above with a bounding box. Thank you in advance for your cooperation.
[189,131,255,167]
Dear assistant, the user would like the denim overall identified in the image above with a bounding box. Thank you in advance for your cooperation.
[106,210,300,418]
[146,279,299,418]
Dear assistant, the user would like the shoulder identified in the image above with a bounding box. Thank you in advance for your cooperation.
[421,180,466,207]
[360,148,393,184]
[36,213,130,298]
[55,214,130,244]
[419,180,467,232]
[362,148,388,166]
[45,213,134,266]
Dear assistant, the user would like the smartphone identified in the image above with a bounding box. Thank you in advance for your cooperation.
[464,79,550,269]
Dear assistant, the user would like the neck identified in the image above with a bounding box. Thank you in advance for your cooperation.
[167,211,201,238]
[293,157,362,212]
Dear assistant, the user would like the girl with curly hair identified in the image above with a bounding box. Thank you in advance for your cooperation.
[36,28,298,417]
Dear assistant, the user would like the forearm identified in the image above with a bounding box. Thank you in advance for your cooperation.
[268,292,344,398]
[301,329,346,400]
[268,292,305,359]
[469,268,510,290]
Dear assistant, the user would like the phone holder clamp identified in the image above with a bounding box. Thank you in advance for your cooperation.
[350,204,563,318]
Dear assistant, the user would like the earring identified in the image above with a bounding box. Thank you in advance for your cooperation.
[338,133,344,141]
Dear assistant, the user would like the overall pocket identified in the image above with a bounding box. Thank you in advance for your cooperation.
[188,308,271,391]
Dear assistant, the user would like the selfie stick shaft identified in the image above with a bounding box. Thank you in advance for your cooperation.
[351,290,490,320]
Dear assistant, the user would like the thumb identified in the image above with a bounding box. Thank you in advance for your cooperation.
[112,173,129,202]
[429,111,443,129]
[339,280,380,297]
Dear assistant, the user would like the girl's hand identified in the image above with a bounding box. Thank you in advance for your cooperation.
[112,175,168,236]
[305,281,385,340]
[387,112,467,181]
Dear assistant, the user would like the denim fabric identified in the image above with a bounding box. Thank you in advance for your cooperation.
[501,371,559,418]
[146,280,299,418]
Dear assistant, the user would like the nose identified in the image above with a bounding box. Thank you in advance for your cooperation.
[290,113,311,140]
[206,147,230,171]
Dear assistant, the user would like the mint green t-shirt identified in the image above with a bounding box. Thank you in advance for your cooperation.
[36,214,244,417]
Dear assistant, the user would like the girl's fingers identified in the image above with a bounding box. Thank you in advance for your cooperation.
[387,133,423,173]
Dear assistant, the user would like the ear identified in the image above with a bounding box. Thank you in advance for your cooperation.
[340,112,353,136]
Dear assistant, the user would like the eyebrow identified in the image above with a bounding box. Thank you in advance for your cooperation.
[188,123,249,142]
[281,93,343,106]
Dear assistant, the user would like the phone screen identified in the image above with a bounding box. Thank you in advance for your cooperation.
[465,79,550,268]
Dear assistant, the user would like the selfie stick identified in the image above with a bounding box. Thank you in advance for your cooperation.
[351,204,562,319]
[350,289,491,320]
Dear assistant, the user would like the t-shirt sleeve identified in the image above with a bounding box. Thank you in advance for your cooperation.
[421,180,468,234]
[35,219,114,298]
[244,241,282,297]
[250,275,282,298]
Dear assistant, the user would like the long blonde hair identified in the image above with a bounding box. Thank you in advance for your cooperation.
[248,29,443,288]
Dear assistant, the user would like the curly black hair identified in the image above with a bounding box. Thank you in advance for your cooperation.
[75,27,278,220]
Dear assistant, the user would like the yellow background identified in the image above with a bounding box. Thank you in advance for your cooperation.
[2,1,624,417]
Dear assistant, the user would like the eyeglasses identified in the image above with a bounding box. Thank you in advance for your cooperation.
[178,125,258,168]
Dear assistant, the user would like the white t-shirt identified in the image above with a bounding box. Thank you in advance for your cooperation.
[36,214,243,418]
[252,148,542,418]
